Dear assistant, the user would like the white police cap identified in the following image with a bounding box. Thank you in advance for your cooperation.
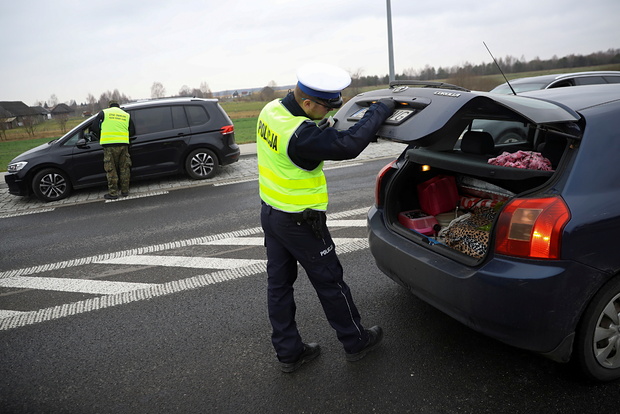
[296,62,351,102]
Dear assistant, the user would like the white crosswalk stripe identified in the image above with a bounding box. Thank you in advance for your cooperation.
[0,209,371,330]
[97,256,265,269]
[328,220,367,227]
[0,276,153,295]
[206,237,264,246]
[204,237,364,246]
[0,310,27,319]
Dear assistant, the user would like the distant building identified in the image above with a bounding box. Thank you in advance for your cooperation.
[30,105,51,121]
[50,103,74,118]
[0,101,37,128]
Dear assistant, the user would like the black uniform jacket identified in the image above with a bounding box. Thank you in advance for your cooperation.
[282,92,393,171]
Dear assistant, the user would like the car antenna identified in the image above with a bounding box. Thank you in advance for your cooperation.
[483,41,517,95]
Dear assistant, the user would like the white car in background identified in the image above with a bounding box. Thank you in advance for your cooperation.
[476,71,620,144]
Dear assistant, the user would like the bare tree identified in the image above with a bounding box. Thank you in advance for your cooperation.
[178,85,192,97]
[86,93,97,114]
[97,89,130,109]
[22,115,39,137]
[200,82,213,98]
[347,68,364,97]
[56,114,69,134]
[151,82,166,98]
[48,94,59,108]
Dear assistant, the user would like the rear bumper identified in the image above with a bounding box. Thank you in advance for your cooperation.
[367,206,605,362]
[221,144,240,165]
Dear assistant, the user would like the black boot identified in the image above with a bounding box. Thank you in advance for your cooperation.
[279,343,321,373]
[345,326,383,362]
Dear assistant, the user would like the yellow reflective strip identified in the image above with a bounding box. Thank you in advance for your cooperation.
[259,182,328,205]
[258,165,325,189]
[100,132,128,138]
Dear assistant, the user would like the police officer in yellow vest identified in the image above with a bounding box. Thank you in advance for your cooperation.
[257,63,396,372]
[92,100,135,200]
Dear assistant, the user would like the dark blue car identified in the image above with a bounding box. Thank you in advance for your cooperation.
[333,82,620,381]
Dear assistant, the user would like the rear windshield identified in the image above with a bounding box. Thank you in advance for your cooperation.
[185,105,210,126]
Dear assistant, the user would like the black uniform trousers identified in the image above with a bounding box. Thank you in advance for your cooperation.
[260,202,369,362]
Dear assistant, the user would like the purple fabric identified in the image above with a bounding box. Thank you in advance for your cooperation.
[488,151,553,171]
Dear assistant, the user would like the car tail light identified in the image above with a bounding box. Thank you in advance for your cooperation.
[220,125,234,135]
[495,196,570,259]
[375,160,397,208]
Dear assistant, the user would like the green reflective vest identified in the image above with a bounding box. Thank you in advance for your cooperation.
[100,107,130,145]
[257,99,328,212]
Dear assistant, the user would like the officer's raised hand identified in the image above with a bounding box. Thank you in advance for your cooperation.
[377,98,396,115]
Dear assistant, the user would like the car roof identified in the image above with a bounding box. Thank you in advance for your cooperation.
[491,71,620,93]
[511,71,620,84]
[521,83,620,112]
[122,97,219,110]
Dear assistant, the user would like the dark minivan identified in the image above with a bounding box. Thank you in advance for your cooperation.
[333,82,620,381]
[5,97,240,202]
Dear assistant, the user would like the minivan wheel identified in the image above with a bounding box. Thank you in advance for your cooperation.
[574,276,620,382]
[185,148,219,180]
[31,168,72,202]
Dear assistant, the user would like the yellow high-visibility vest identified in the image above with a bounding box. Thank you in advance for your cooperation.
[257,99,328,212]
[100,107,130,145]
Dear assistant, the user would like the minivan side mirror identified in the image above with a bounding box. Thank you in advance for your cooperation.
[76,138,89,148]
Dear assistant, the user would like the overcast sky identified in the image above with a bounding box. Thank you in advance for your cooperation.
[2,0,618,105]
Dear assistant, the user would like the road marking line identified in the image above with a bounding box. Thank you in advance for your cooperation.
[204,237,364,246]
[104,190,169,202]
[336,238,369,254]
[0,243,369,330]
[0,262,267,330]
[328,219,367,227]
[206,237,264,245]
[0,226,265,279]
[0,276,154,295]
[97,255,266,269]
[0,208,55,219]
[214,178,257,187]
[0,310,27,319]
[0,207,371,330]
[0,208,370,280]
[324,162,363,170]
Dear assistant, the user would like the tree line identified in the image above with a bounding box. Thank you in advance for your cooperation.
[349,48,620,87]
[37,49,620,110]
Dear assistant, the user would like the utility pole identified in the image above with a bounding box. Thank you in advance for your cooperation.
[386,0,395,83]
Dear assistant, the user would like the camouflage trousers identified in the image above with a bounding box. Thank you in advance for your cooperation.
[103,145,131,196]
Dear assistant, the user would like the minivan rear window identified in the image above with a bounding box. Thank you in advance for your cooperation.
[185,105,210,127]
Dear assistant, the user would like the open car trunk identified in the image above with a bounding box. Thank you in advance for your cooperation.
[383,138,563,263]
[334,83,583,263]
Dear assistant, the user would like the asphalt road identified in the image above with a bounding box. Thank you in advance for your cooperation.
[1,158,618,414]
